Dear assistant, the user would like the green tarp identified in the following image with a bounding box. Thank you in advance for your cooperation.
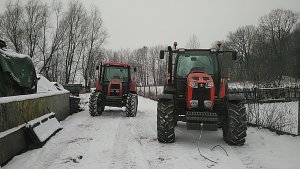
[0,49,37,97]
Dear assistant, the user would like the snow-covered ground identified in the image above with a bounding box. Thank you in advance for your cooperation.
[2,94,300,169]
[246,102,298,135]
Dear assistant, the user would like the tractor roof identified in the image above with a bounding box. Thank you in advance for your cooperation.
[103,62,130,67]
[181,48,211,52]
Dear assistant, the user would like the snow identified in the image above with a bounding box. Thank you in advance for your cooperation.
[2,94,300,169]
[37,74,66,93]
[0,124,25,139]
[0,74,68,104]
[0,48,30,59]
[246,101,299,135]
[0,91,69,104]
[26,112,63,142]
[137,86,164,97]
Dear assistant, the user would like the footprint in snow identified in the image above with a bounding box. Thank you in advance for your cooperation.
[63,155,83,164]
[67,137,93,144]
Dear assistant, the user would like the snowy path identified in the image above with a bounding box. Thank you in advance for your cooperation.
[3,94,300,169]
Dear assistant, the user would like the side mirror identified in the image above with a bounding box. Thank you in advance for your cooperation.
[232,51,237,60]
[159,50,164,59]
[96,65,100,70]
[133,67,137,72]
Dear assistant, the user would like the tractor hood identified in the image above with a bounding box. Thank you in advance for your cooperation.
[108,78,123,96]
[186,71,215,110]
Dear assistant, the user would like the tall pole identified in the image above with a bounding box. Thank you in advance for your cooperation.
[143,46,146,97]
[298,96,300,136]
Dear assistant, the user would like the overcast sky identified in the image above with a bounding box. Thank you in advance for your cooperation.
[1,0,300,50]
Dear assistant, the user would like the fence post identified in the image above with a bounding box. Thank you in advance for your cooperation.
[298,97,300,136]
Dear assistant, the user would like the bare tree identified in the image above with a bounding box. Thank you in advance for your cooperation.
[81,7,107,89]
[23,0,46,58]
[0,15,4,39]
[226,25,258,81]
[39,0,67,81]
[36,3,50,76]
[259,8,300,86]
[288,23,300,80]
[148,45,164,97]
[62,1,87,84]
[186,34,200,48]
[1,0,24,52]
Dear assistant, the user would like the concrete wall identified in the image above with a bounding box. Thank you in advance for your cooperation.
[0,92,70,165]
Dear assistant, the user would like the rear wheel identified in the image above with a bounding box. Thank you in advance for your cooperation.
[223,101,247,145]
[125,93,138,117]
[157,99,175,143]
[89,92,104,116]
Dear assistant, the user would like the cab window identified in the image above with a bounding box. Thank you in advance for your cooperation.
[104,66,128,82]
[176,53,217,78]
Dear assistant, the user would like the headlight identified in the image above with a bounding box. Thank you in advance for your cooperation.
[205,81,214,88]
[204,100,212,109]
[190,100,198,108]
[189,81,198,88]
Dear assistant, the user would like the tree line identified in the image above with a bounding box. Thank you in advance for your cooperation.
[102,9,300,88]
[1,1,299,88]
[223,9,300,87]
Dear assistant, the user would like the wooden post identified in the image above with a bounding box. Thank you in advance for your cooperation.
[149,85,151,98]
[298,98,300,136]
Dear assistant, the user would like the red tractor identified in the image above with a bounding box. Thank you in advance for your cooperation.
[157,42,247,145]
[89,62,138,117]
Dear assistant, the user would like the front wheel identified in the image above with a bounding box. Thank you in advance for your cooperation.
[223,101,247,145]
[157,99,175,143]
[89,92,104,116]
[125,93,138,117]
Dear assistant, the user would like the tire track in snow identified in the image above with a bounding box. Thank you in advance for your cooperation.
[108,115,153,169]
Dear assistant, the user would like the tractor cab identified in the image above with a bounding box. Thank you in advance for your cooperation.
[98,62,131,97]
[174,50,220,107]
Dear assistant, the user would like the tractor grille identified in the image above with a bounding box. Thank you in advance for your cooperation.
[192,83,210,111]
[186,111,218,131]
[111,84,120,89]
[110,84,121,96]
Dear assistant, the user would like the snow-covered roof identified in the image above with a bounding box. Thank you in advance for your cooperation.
[37,74,67,93]
[0,74,68,104]
[0,48,31,59]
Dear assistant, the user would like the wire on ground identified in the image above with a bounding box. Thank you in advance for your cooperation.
[197,123,228,164]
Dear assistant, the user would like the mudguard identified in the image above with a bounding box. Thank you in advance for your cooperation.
[129,80,137,93]
[227,93,245,101]
[163,85,176,94]
[219,79,226,99]
[221,79,245,101]
[95,80,102,92]
[157,94,173,101]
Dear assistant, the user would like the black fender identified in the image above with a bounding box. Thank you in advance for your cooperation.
[225,80,245,101]
[227,93,245,101]
[157,94,174,101]
[163,85,176,94]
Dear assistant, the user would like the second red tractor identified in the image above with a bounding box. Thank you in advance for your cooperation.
[89,62,138,117]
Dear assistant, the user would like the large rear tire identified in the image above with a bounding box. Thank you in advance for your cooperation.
[125,93,138,117]
[157,99,175,143]
[89,92,104,116]
[223,101,247,145]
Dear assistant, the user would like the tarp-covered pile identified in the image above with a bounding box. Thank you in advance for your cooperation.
[0,49,37,97]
